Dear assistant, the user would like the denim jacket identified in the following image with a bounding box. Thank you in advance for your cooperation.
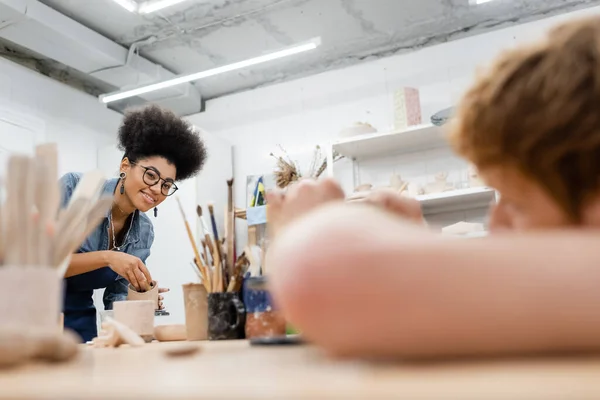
[60,172,155,341]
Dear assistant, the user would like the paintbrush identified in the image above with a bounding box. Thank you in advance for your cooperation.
[226,178,235,279]
[196,206,215,263]
[176,197,211,292]
[207,203,224,286]
[201,239,210,266]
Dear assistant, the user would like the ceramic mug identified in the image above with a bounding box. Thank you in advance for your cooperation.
[182,283,208,341]
[207,292,245,340]
[242,276,286,339]
[0,265,62,334]
[113,300,155,342]
[127,280,159,309]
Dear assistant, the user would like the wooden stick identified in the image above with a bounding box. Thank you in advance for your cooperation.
[176,198,211,292]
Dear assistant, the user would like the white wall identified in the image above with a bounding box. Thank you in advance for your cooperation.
[191,5,600,244]
[0,57,121,172]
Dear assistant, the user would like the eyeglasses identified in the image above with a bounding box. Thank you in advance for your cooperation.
[131,162,178,196]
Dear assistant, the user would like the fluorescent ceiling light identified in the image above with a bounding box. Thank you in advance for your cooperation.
[475,0,495,3]
[110,0,137,12]
[139,0,190,14]
[100,38,321,104]
[109,0,192,14]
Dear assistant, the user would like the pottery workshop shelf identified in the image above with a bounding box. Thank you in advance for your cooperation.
[332,124,445,160]
[418,187,496,215]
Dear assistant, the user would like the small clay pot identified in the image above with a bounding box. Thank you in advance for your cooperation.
[207,293,245,341]
[245,311,286,339]
[127,280,159,310]
[0,266,62,334]
[182,283,208,341]
[242,277,286,339]
[113,300,155,343]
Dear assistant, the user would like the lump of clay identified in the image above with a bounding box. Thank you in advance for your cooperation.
[154,324,187,342]
[92,318,145,348]
[0,327,80,369]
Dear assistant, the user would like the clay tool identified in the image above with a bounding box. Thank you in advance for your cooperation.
[176,197,211,292]
[5,156,28,266]
[226,178,235,278]
[23,158,36,266]
[35,143,59,219]
[35,144,60,266]
[55,197,113,276]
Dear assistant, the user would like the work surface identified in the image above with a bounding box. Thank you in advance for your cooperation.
[1,341,600,400]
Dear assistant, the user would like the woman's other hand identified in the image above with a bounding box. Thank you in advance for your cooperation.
[158,288,169,310]
[362,189,425,225]
[106,251,152,292]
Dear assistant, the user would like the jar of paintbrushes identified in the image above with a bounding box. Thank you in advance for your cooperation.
[177,188,247,341]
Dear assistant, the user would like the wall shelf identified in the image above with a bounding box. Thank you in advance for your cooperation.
[418,187,495,215]
[332,124,446,161]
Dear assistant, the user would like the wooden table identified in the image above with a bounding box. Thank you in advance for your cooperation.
[1,340,600,399]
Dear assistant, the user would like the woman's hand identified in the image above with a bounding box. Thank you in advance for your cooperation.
[158,288,169,310]
[105,251,152,292]
[267,178,345,236]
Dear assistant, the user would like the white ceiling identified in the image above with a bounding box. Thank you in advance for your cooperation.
[3,0,600,113]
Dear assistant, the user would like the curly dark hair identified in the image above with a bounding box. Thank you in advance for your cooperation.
[117,104,207,181]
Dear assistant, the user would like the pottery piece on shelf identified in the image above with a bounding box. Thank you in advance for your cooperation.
[468,165,486,188]
[389,174,405,191]
[431,107,455,126]
[339,122,377,138]
[154,324,187,342]
[114,300,155,343]
[354,183,372,193]
[394,87,422,131]
[424,172,454,194]
[403,182,424,198]
[127,281,159,310]
[442,221,485,236]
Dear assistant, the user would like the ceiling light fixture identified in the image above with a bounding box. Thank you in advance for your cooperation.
[110,0,137,12]
[475,0,495,4]
[99,38,321,104]
[138,0,190,14]
[109,0,192,14]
